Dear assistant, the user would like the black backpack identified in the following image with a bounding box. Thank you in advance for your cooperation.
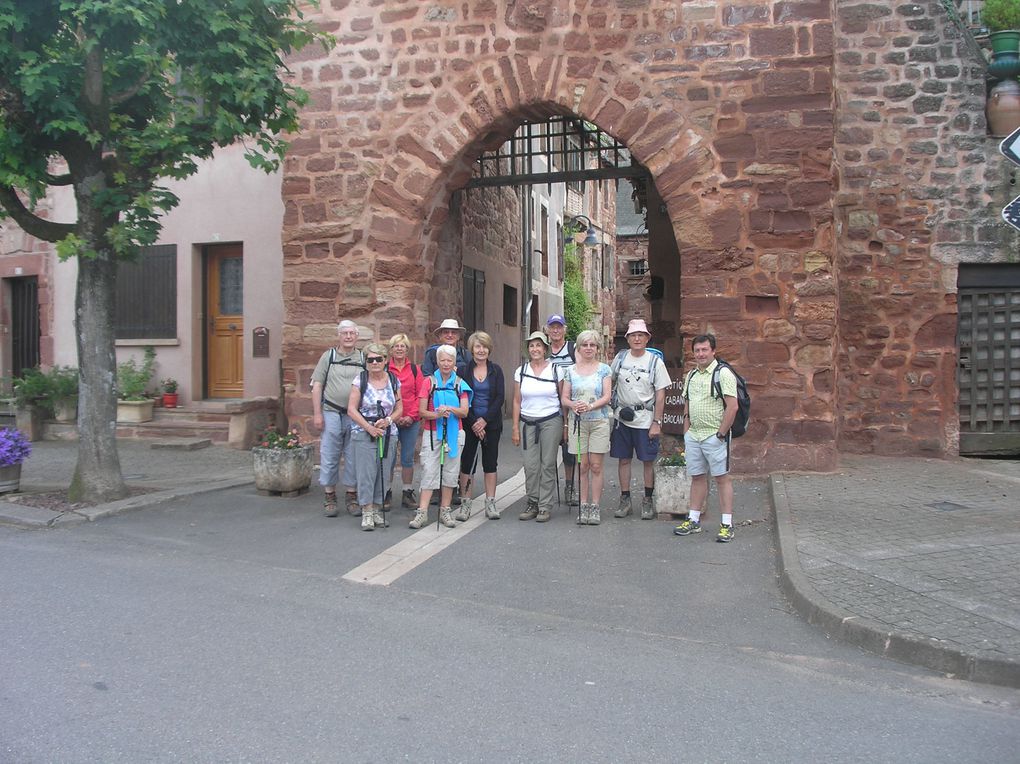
[684,359,751,438]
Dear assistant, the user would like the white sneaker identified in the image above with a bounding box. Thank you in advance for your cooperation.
[484,497,500,519]
[439,507,457,528]
[409,509,427,529]
[454,498,472,522]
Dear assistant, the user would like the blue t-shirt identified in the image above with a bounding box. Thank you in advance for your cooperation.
[472,374,490,419]
[565,363,612,421]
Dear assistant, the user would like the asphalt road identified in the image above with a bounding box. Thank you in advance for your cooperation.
[2,481,1018,763]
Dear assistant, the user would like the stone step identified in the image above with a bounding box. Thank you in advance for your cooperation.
[149,438,213,451]
[153,407,232,423]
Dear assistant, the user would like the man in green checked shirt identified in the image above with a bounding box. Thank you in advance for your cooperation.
[674,334,739,542]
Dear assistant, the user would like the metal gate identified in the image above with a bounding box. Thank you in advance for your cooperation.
[9,276,40,378]
[957,265,1020,455]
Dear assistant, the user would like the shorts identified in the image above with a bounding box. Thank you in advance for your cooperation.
[567,418,611,455]
[684,432,730,477]
[609,423,660,462]
[419,429,465,490]
[396,421,421,469]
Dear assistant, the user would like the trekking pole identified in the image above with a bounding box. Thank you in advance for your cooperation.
[376,403,388,529]
[574,412,582,523]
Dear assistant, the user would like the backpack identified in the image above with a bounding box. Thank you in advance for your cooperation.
[517,359,560,386]
[683,359,751,438]
[321,348,364,411]
[609,348,662,412]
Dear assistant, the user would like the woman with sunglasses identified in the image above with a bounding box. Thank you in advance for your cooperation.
[348,343,403,530]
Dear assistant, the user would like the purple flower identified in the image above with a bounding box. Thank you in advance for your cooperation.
[0,428,31,467]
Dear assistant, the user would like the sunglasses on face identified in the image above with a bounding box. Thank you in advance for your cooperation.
[366,356,386,363]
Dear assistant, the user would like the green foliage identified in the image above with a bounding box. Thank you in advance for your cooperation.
[47,366,79,403]
[257,427,302,449]
[11,368,52,411]
[983,0,1020,31]
[161,378,178,394]
[0,0,334,256]
[117,346,156,400]
[562,240,593,341]
[657,449,687,468]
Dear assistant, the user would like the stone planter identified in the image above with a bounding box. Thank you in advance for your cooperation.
[0,462,23,494]
[653,464,691,517]
[14,405,44,441]
[53,398,78,424]
[253,444,314,496]
[117,398,154,423]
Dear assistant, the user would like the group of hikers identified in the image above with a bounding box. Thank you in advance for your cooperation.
[310,313,742,542]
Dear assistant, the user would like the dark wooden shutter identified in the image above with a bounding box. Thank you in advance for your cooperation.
[115,245,177,339]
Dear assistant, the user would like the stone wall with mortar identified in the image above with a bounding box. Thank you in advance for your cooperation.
[832,1,1019,456]
[282,0,875,472]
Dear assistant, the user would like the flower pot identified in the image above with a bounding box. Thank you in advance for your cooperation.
[116,399,154,423]
[988,79,1020,136]
[162,392,179,408]
[253,444,314,495]
[990,30,1020,55]
[14,405,43,441]
[0,462,22,494]
[53,398,77,424]
[653,464,691,517]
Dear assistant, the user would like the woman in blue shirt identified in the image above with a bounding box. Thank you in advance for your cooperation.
[457,331,505,520]
[561,330,613,525]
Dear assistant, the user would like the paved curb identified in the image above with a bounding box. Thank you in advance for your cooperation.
[0,475,253,529]
[770,474,1020,690]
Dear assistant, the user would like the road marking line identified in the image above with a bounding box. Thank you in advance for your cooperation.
[342,468,526,586]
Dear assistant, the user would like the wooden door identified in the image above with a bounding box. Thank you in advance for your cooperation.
[205,244,243,398]
[9,277,40,378]
[958,265,1020,455]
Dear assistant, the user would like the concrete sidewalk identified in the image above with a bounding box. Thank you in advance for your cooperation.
[772,454,1020,688]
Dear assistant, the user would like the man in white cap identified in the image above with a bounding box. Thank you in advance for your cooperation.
[311,319,364,517]
[422,318,470,379]
[609,318,671,519]
[546,313,578,505]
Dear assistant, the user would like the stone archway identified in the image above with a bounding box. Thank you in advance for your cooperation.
[281,1,838,472]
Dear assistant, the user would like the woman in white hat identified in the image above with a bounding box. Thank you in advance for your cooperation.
[511,330,563,523]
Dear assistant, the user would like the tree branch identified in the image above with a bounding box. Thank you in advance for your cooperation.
[44,171,74,186]
[0,185,76,242]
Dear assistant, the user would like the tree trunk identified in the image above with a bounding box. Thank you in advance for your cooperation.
[68,242,127,503]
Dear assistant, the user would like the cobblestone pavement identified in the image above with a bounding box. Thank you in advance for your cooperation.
[772,453,1020,687]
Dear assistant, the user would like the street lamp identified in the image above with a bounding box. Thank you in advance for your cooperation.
[565,214,600,247]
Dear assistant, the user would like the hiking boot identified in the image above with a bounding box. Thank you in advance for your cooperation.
[401,489,417,509]
[361,508,374,531]
[409,509,428,529]
[439,507,457,528]
[383,490,392,510]
[323,492,339,518]
[578,503,589,525]
[454,498,472,522]
[565,483,580,507]
[717,524,734,543]
[589,504,601,525]
[614,495,632,518]
[346,492,361,517]
[673,519,702,536]
[372,506,387,528]
[519,500,539,521]
[484,497,500,519]
[535,507,551,523]
[640,496,655,520]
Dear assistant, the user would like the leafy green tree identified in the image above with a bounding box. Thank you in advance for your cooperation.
[0,0,330,501]
[562,237,594,342]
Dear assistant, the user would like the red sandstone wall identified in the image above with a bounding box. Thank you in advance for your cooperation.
[831,1,1013,456]
[282,0,837,470]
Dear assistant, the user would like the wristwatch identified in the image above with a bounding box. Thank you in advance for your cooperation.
[716,431,726,440]
[652,418,662,425]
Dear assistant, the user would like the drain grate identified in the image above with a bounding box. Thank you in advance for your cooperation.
[926,501,969,512]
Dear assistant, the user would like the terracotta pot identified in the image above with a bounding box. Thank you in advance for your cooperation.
[987,79,1020,137]
[162,392,178,408]
[252,444,314,494]
[0,462,22,494]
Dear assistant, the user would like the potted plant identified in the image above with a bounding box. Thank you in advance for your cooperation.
[161,378,179,408]
[652,447,690,519]
[0,426,32,493]
[47,365,79,424]
[116,346,156,423]
[11,368,51,440]
[252,426,314,496]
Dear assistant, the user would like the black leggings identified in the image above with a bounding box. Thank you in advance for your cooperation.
[460,426,500,475]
